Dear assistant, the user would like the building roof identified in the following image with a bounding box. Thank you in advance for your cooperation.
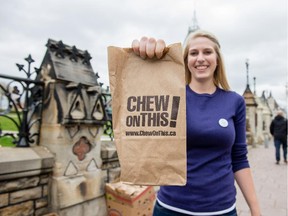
[243,85,258,107]
[184,10,200,44]
[39,39,99,86]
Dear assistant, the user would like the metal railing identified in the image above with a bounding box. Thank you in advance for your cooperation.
[101,89,113,140]
[0,55,44,147]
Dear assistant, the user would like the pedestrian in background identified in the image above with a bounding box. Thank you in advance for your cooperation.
[132,30,261,216]
[270,110,288,164]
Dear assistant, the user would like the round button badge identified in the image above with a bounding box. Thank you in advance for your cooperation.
[218,118,228,128]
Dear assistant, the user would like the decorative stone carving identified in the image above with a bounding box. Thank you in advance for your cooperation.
[72,137,91,161]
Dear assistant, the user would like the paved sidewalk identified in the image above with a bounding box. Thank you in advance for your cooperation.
[236,142,288,216]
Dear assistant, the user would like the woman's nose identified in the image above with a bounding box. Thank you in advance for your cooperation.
[197,54,205,62]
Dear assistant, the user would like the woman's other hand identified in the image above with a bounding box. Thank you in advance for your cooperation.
[132,37,166,59]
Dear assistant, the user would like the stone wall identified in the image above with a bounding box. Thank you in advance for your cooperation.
[0,146,54,216]
[0,140,120,216]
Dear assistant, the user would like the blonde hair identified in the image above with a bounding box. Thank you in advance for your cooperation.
[183,30,230,91]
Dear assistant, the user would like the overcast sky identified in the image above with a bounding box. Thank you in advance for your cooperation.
[0,0,287,108]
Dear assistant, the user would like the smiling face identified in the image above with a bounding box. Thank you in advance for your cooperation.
[187,37,218,84]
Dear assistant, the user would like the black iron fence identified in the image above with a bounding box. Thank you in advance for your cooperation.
[101,89,113,140]
[0,55,44,147]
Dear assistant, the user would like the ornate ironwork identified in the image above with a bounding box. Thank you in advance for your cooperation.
[101,87,113,140]
[0,55,44,147]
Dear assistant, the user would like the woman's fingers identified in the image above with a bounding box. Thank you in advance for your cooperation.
[132,39,140,56]
[146,38,156,58]
[139,36,148,59]
[132,37,166,59]
[155,39,166,59]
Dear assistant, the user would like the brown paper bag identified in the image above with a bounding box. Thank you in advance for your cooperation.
[107,43,186,185]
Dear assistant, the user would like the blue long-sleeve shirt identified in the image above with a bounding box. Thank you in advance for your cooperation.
[157,85,250,215]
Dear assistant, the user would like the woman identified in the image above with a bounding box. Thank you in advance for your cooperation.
[132,30,261,216]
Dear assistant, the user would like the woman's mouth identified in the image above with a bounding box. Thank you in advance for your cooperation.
[195,65,209,70]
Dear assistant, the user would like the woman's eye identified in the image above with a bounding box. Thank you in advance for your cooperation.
[190,52,198,56]
[204,50,213,55]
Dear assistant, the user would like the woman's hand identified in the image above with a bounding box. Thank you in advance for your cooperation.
[132,37,166,59]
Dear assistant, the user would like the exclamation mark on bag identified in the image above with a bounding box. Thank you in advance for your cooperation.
[170,96,180,128]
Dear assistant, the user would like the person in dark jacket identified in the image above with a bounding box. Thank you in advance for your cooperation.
[270,110,288,164]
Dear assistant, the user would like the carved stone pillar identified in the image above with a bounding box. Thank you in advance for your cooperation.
[38,39,108,216]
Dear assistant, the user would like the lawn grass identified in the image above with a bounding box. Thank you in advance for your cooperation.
[0,114,19,131]
[0,114,19,147]
[0,136,16,147]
